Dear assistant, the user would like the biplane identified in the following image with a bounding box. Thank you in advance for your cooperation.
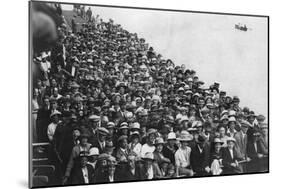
[235,23,249,31]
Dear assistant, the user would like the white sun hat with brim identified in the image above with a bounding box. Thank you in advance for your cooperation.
[89,147,100,156]
[179,131,193,141]
[167,132,177,140]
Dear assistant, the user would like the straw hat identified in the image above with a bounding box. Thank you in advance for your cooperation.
[179,131,193,141]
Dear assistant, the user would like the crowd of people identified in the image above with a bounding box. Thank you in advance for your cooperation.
[32,4,268,186]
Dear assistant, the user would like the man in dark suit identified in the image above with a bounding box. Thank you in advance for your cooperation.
[190,135,210,176]
[115,154,141,181]
[246,132,265,173]
[90,127,109,154]
[94,155,120,183]
[222,137,243,174]
[71,152,95,185]
[115,135,130,162]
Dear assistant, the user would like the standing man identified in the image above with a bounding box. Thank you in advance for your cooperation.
[234,120,251,172]
[86,7,92,22]
[247,132,265,173]
[63,133,91,185]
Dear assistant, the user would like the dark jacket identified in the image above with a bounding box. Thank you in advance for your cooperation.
[221,147,243,174]
[162,145,178,165]
[94,169,120,183]
[89,137,105,154]
[190,143,210,176]
[138,163,162,180]
[71,164,95,185]
[246,139,263,173]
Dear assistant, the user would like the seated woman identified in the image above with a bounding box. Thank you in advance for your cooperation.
[174,131,194,177]
[208,138,224,175]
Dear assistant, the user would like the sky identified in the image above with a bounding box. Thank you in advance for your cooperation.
[62,4,268,117]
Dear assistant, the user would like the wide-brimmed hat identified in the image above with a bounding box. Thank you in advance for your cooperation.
[228,110,236,117]
[213,138,224,145]
[147,128,157,136]
[97,153,110,162]
[220,110,228,117]
[187,127,198,132]
[130,131,140,137]
[220,115,229,121]
[130,122,140,130]
[119,122,129,130]
[257,114,266,122]
[260,123,268,129]
[247,111,256,118]
[155,137,164,145]
[179,131,193,142]
[106,122,115,129]
[89,147,99,156]
[167,132,177,140]
[88,115,100,122]
[228,116,236,123]
[241,120,251,128]
[105,140,115,149]
[97,127,109,136]
[70,82,80,88]
[117,135,128,142]
[180,116,189,123]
